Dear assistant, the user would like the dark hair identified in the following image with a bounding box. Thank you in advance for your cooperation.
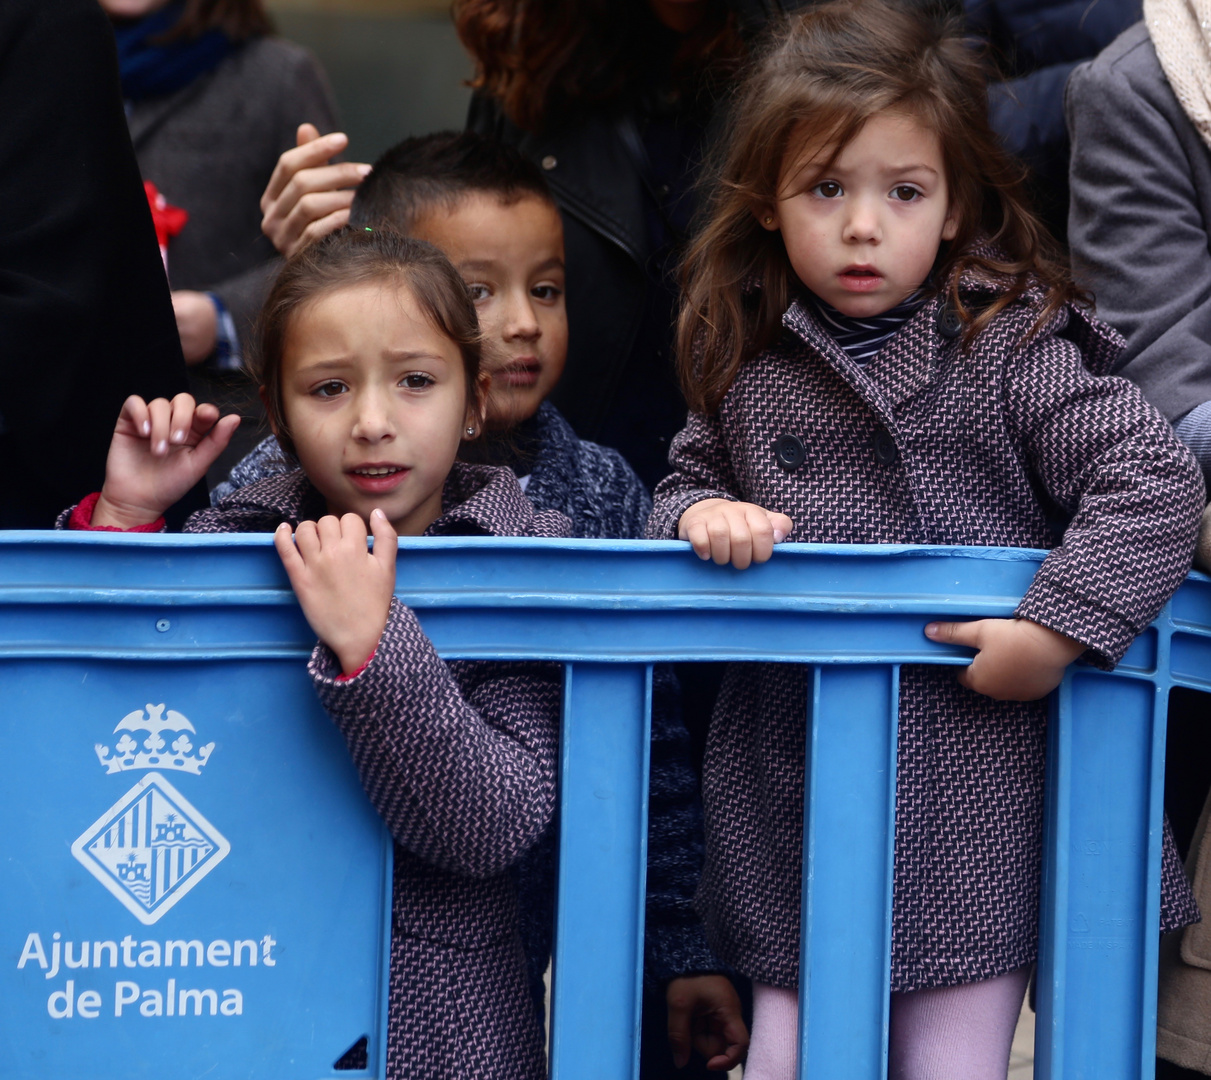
[253,228,483,456]
[350,131,555,232]
[677,0,1085,414]
[452,0,742,131]
[158,0,272,43]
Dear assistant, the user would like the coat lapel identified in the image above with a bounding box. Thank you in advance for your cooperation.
[859,301,948,410]
[781,298,932,426]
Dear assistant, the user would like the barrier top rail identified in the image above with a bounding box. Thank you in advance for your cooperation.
[2,533,1209,1080]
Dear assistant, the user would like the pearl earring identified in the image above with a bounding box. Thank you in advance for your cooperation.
[763,215,774,225]
[465,425,476,437]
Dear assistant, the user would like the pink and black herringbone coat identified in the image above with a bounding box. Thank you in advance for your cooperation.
[189,463,570,1078]
[647,280,1205,993]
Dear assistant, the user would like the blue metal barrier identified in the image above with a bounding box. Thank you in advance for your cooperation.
[2,533,1209,1080]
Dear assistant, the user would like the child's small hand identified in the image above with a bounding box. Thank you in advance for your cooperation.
[666,974,749,1071]
[274,509,397,675]
[678,498,794,569]
[924,617,1086,701]
[93,394,240,528]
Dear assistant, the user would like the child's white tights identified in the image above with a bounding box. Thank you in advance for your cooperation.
[744,966,1030,1080]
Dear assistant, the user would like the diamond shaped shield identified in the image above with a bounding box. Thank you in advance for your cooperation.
[71,772,230,925]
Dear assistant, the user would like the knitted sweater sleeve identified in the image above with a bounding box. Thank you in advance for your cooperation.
[646,409,743,539]
[1006,330,1205,666]
[311,597,561,878]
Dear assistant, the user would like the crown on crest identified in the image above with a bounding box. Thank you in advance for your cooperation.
[95,703,215,775]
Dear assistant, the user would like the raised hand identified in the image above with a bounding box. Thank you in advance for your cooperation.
[678,497,794,569]
[274,509,398,675]
[260,123,371,259]
[666,974,749,1072]
[924,617,1086,701]
[93,394,239,529]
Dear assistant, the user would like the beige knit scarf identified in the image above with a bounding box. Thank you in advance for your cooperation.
[1147,0,1211,149]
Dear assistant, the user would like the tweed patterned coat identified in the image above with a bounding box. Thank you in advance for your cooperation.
[647,281,1205,993]
[99,463,570,1080]
[212,405,723,1008]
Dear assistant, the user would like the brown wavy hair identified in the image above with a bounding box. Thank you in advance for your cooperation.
[452,0,742,131]
[253,228,484,457]
[677,0,1084,415]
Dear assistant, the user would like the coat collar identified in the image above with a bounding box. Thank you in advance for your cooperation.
[778,254,1124,415]
[781,295,948,423]
[213,462,571,539]
[432,462,571,538]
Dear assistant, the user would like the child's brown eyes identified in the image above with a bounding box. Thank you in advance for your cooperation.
[313,381,346,398]
[812,181,843,198]
[531,285,562,301]
[891,185,922,202]
[400,373,434,389]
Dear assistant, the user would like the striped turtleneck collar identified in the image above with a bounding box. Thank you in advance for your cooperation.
[809,288,930,364]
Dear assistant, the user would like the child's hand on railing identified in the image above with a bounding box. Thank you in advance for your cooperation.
[924,617,1086,701]
[92,394,240,529]
[678,498,794,569]
[666,974,749,1072]
[275,509,397,675]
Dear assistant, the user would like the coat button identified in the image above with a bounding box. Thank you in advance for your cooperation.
[774,433,805,471]
[872,426,898,465]
[936,304,963,339]
[541,155,557,170]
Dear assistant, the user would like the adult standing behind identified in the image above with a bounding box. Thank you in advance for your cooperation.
[965,0,1143,240]
[1067,9,1211,1079]
[1067,6,1211,475]
[104,0,338,477]
[0,0,203,527]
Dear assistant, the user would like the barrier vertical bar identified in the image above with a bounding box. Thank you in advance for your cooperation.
[549,663,652,1080]
[799,663,899,1080]
[1037,672,1162,1080]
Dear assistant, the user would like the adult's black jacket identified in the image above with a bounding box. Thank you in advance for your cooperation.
[467,99,666,478]
[0,0,203,527]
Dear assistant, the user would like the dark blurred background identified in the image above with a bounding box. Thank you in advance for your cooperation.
[268,0,471,161]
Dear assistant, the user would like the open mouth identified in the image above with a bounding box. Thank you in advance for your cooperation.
[496,360,541,387]
[839,267,883,291]
[348,465,409,492]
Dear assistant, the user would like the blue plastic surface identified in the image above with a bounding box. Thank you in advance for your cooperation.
[1,532,1208,1079]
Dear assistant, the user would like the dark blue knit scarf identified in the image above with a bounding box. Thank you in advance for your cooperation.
[112,2,233,102]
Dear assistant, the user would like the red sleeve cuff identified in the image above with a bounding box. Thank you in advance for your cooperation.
[335,647,377,683]
[69,492,166,533]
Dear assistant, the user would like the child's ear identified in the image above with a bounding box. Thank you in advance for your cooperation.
[941,202,960,242]
[463,371,491,439]
[756,205,780,231]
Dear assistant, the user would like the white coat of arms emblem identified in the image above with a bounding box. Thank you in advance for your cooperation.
[72,704,228,924]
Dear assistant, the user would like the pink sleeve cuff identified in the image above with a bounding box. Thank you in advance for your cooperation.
[68,492,166,533]
[335,648,377,683]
